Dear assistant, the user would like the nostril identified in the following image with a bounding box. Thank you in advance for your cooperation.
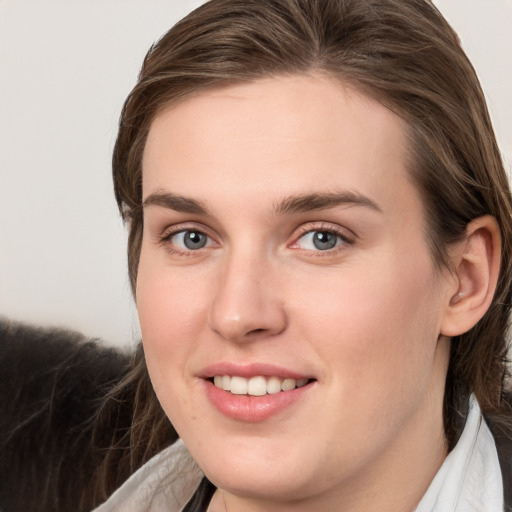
[247,328,265,336]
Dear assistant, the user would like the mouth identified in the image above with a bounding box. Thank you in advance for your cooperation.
[204,374,316,422]
[210,375,313,396]
[200,363,317,421]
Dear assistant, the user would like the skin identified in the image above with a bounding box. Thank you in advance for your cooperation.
[137,75,459,512]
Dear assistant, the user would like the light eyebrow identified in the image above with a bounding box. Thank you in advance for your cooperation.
[142,191,210,215]
[273,191,382,215]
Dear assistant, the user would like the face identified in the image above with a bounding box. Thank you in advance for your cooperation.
[137,75,454,508]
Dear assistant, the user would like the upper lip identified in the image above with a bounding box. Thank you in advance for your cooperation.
[199,362,313,380]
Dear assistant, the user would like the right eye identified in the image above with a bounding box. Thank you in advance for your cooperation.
[164,229,214,253]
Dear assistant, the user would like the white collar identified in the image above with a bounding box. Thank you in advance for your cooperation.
[415,395,503,512]
[92,439,203,512]
[94,395,503,512]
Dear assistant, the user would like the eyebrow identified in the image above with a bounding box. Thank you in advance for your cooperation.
[143,191,210,215]
[273,191,382,215]
[142,190,381,216]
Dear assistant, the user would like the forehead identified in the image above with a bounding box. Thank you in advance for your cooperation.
[142,74,414,214]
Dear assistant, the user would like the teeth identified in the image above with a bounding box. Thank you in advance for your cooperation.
[281,378,296,391]
[212,375,310,396]
[247,376,267,396]
[267,376,282,394]
[222,375,231,391]
[230,376,248,395]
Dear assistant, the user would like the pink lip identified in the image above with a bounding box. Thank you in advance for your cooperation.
[199,362,311,380]
[203,380,315,422]
[199,362,316,423]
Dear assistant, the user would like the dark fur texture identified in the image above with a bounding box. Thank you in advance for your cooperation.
[0,319,133,512]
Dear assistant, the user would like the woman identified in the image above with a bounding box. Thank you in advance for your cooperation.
[93,0,512,510]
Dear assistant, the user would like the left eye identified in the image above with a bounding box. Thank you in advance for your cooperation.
[295,230,344,251]
[170,230,212,250]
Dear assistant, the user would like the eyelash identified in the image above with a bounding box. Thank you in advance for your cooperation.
[158,223,354,256]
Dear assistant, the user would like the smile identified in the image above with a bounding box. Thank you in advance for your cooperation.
[204,373,316,422]
[212,375,310,396]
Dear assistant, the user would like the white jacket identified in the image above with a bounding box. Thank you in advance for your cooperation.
[93,395,503,512]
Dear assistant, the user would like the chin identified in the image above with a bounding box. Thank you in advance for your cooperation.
[190,437,325,503]
[206,466,317,504]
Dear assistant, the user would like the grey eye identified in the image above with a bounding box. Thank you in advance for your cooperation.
[312,231,338,250]
[296,230,342,251]
[172,230,210,250]
[183,231,207,249]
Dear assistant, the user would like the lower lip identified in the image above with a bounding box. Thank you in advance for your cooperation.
[203,380,314,422]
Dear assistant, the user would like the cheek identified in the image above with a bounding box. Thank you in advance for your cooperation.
[290,248,443,391]
[284,251,446,461]
[136,268,211,436]
[135,257,211,400]
[137,250,210,341]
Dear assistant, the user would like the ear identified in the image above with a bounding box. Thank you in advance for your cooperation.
[441,215,501,337]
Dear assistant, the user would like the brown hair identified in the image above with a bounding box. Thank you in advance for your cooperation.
[110,0,511,481]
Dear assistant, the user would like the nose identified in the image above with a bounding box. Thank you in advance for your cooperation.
[207,252,287,343]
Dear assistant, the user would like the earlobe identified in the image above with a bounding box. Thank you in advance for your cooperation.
[441,215,501,337]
